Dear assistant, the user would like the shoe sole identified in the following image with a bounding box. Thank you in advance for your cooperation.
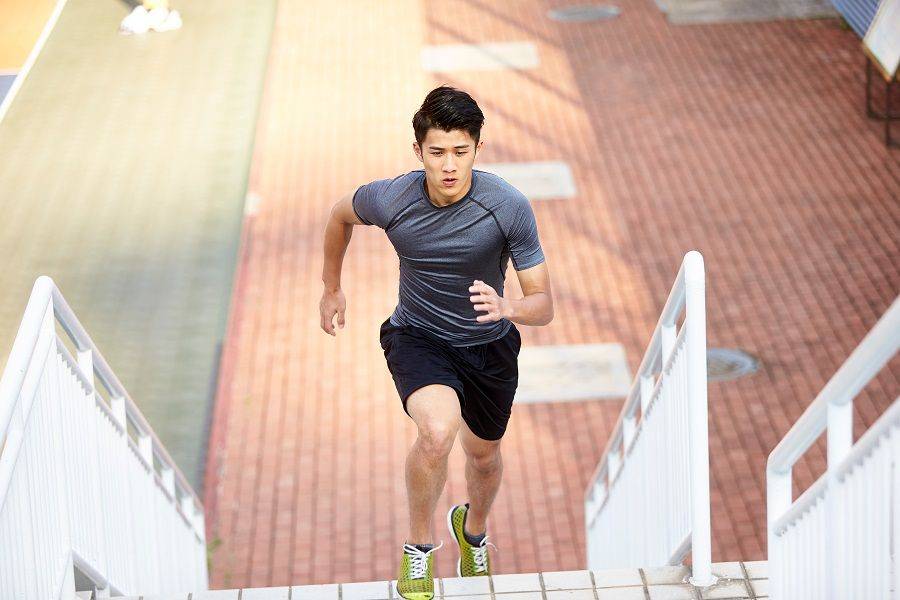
[394,581,435,600]
[446,505,462,577]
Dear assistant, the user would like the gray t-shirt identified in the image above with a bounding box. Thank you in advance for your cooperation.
[353,169,545,346]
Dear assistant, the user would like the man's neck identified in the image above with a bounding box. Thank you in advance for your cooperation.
[426,174,473,207]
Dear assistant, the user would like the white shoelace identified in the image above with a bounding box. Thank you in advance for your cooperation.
[403,541,443,579]
[470,536,497,573]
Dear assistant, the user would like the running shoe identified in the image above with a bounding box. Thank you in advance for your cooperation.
[119,6,150,35]
[447,503,493,576]
[395,542,441,600]
[148,7,182,32]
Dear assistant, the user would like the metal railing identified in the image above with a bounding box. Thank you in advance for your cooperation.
[584,251,715,587]
[767,296,899,600]
[0,276,208,598]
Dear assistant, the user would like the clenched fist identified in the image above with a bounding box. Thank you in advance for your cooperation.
[469,280,512,323]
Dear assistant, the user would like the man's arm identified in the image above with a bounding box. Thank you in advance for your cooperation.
[320,193,364,335]
[469,261,554,327]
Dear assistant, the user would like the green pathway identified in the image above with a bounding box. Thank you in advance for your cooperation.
[0,0,276,487]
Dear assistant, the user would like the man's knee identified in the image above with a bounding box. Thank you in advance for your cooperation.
[416,418,459,459]
[466,445,502,473]
[408,385,460,459]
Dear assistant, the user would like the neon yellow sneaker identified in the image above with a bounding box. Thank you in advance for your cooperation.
[395,542,442,600]
[447,503,493,576]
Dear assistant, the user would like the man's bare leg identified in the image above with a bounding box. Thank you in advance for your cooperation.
[458,419,502,536]
[405,385,461,545]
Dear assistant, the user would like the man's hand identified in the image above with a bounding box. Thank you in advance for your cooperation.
[320,287,347,336]
[469,280,512,323]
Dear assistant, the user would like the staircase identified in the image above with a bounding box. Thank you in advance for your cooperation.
[3,256,896,600]
[101,563,769,599]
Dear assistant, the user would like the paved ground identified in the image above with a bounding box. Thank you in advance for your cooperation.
[655,0,836,25]
[0,0,275,486]
[203,0,899,589]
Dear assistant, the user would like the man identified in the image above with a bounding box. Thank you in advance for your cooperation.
[319,86,553,600]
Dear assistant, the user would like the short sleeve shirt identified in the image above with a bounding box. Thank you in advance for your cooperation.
[353,169,545,346]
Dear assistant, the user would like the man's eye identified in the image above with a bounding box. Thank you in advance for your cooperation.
[431,152,441,156]
[456,152,468,156]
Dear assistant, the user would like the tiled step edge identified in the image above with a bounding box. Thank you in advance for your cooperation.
[117,560,769,599]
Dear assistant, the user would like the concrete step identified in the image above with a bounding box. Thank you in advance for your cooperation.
[112,561,769,599]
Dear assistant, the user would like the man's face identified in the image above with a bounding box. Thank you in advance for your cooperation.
[414,128,483,203]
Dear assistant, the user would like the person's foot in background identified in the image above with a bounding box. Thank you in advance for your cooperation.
[120,0,182,35]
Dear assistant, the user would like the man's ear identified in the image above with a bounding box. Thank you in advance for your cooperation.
[475,140,484,154]
[413,142,423,163]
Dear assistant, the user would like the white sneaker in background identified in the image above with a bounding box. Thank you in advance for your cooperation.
[152,9,182,32]
[145,7,168,30]
[119,5,150,35]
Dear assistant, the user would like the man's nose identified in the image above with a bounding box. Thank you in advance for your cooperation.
[442,157,456,172]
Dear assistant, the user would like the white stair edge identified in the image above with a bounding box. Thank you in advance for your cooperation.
[111,561,769,599]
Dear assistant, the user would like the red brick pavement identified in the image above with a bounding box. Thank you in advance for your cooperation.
[203,0,900,588]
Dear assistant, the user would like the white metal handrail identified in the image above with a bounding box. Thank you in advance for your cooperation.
[766,296,899,600]
[583,251,715,587]
[0,276,209,598]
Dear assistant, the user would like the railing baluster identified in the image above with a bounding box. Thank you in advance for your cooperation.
[766,298,899,600]
[584,253,713,583]
[0,277,208,596]
[893,426,900,600]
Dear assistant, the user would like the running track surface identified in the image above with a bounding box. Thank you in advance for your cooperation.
[204,0,900,588]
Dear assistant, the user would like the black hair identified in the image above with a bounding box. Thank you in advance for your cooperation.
[413,86,485,146]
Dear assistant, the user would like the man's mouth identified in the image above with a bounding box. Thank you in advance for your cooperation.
[442,178,457,187]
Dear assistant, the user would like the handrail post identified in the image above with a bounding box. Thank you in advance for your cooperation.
[765,298,899,600]
[826,402,852,466]
[639,375,654,413]
[623,415,636,449]
[110,396,127,431]
[138,434,154,465]
[0,277,54,448]
[0,276,209,595]
[894,431,900,599]
[684,251,715,587]
[583,252,715,579]
[608,450,621,481]
[77,349,94,390]
[161,467,176,497]
[766,467,791,599]
[661,324,676,364]
[824,400,851,600]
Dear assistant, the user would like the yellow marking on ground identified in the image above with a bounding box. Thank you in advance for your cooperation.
[0,0,57,71]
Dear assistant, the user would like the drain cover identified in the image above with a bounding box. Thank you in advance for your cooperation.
[707,348,759,381]
[548,4,621,21]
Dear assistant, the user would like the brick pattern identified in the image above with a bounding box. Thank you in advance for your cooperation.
[204,0,900,589]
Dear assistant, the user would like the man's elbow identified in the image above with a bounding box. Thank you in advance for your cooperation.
[539,295,554,326]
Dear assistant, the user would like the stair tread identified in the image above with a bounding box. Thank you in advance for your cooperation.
[113,562,769,599]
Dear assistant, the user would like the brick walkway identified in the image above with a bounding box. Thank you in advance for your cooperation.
[204,0,900,589]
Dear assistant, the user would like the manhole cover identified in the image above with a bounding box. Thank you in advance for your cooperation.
[548,4,621,21]
[707,348,759,381]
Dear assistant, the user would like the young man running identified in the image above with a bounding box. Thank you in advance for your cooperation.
[319,86,553,600]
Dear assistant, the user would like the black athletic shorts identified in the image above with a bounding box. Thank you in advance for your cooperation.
[379,317,522,441]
